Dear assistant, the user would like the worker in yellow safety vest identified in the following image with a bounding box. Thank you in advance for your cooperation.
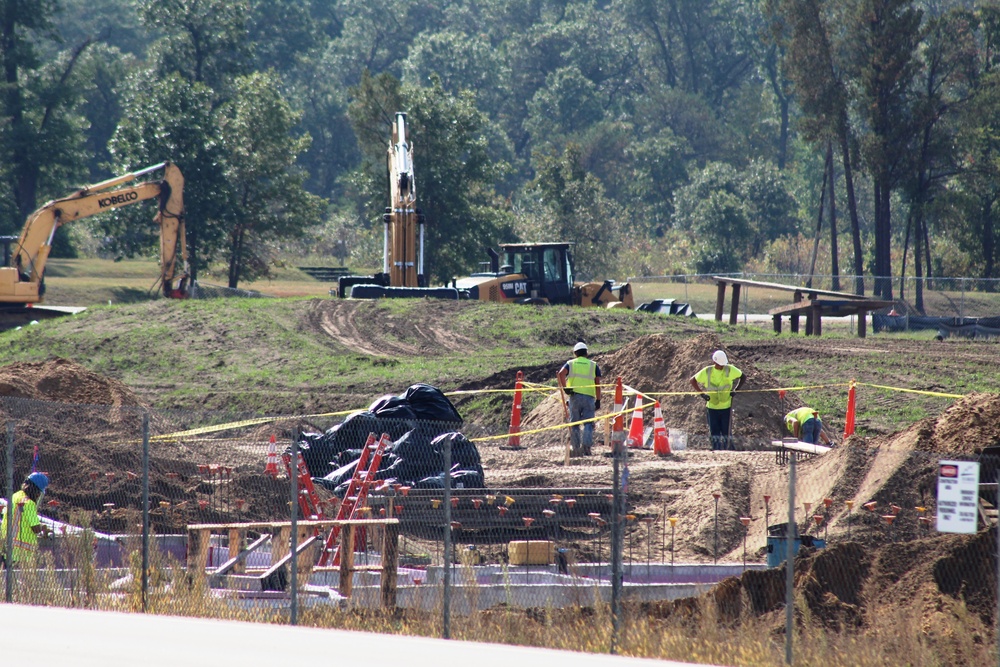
[689,350,743,451]
[1,472,50,567]
[557,341,602,456]
[784,407,833,446]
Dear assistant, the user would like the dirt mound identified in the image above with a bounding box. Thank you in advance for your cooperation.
[904,392,1000,456]
[657,529,995,639]
[522,333,788,446]
[0,358,141,407]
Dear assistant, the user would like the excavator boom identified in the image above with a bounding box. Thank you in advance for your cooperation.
[4,162,189,306]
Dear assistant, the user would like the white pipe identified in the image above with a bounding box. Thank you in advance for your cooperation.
[418,221,425,279]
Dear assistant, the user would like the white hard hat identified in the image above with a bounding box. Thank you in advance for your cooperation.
[712,350,729,366]
[573,341,588,353]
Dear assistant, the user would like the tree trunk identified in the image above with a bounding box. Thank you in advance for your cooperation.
[806,149,829,290]
[838,126,865,295]
[914,210,924,313]
[228,227,245,289]
[827,141,840,291]
[984,197,996,287]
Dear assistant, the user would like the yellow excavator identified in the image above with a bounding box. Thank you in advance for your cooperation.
[454,243,634,308]
[0,161,190,323]
[335,113,631,307]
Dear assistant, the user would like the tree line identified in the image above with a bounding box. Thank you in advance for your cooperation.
[1,0,998,307]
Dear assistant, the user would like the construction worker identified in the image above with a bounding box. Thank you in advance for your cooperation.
[1,472,50,567]
[689,350,743,451]
[557,341,602,456]
[785,407,833,445]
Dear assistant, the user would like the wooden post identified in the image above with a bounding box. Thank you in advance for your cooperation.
[228,529,245,574]
[729,283,741,325]
[715,281,727,321]
[295,525,313,578]
[272,525,290,565]
[858,309,867,338]
[812,302,823,336]
[791,290,802,333]
[187,527,211,577]
[339,524,355,597]
[772,314,782,334]
[381,522,399,609]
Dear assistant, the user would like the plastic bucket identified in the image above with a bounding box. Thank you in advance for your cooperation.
[668,429,687,451]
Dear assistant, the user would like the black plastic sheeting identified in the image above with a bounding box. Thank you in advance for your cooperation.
[873,314,1000,339]
[636,298,697,317]
[316,431,485,497]
[349,285,460,300]
[287,383,482,496]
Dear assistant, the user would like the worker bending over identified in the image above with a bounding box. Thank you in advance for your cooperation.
[1,472,50,567]
[785,407,833,446]
[557,341,602,456]
[690,350,743,451]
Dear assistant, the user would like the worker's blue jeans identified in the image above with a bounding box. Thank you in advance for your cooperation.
[569,393,596,452]
[707,407,732,450]
[801,418,822,444]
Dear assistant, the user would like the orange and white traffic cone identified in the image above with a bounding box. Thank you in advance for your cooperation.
[264,434,279,478]
[653,401,671,456]
[505,371,524,450]
[626,395,645,448]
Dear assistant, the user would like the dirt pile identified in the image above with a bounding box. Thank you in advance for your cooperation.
[905,392,1000,455]
[0,359,289,533]
[660,527,996,642]
[0,358,141,407]
[522,333,789,446]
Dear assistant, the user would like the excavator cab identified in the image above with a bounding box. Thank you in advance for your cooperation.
[500,243,574,304]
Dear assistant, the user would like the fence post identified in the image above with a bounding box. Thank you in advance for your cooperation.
[442,435,452,640]
[141,412,150,613]
[289,429,298,626]
[610,442,623,654]
[785,454,796,665]
[4,422,13,603]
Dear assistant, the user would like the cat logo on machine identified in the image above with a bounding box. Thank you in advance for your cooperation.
[98,191,139,209]
[500,280,529,298]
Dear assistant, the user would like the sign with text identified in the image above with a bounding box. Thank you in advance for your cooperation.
[936,460,980,534]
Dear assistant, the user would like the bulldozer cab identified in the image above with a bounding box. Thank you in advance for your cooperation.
[500,243,574,304]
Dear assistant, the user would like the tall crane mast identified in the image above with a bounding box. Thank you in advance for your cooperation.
[383,112,425,287]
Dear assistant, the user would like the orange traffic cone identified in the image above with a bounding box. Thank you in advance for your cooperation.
[504,371,524,450]
[653,401,671,456]
[612,377,625,451]
[626,395,645,448]
[844,380,856,438]
[264,434,279,477]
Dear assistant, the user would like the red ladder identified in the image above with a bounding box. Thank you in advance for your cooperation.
[282,450,327,521]
[317,432,391,567]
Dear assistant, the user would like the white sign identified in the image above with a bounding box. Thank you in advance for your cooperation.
[936,460,980,534]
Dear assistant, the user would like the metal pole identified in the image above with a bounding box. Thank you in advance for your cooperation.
[289,430,298,626]
[960,278,965,319]
[610,446,622,654]
[785,455,796,665]
[996,469,999,667]
[4,423,13,603]
[141,413,150,613]
[443,437,452,640]
[714,495,720,564]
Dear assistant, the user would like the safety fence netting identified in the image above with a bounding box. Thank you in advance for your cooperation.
[1,394,998,664]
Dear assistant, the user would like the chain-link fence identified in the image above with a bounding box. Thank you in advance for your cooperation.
[629,273,1000,321]
[2,391,998,664]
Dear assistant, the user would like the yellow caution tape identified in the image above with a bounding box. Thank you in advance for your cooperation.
[855,383,965,399]
[146,378,965,445]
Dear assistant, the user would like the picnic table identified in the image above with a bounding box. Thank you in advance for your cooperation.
[713,277,893,338]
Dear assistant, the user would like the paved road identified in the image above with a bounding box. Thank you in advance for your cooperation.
[0,603,725,666]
